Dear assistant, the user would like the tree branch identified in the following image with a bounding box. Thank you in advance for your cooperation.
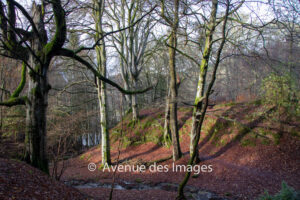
[74,5,157,54]
[0,96,27,107]
[56,48,153,95]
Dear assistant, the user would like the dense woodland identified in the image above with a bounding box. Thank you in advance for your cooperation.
[0,0,299,199]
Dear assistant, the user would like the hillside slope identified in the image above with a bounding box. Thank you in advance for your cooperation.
[0,102,299,199]
[0,158,90,200]
[61,101,300,199]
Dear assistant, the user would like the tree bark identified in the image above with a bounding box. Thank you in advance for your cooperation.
[25,64,49,173]
[131,77,139,122]
[189,0,218,164]
[94,0,111,165]
[166,0,182,161]
[178,0,230,197]
[24,3,49,173]
[163,86,171,146]
[168,31,181,160]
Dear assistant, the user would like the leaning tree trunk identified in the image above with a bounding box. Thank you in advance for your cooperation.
[178,1,230,197]
[189,0,219,163]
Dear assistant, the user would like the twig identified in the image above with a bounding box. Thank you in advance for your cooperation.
[109,93,124,200]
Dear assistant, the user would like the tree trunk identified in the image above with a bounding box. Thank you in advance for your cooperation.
[131,77,139,122]
[94,0,111,165]
[189,0,218,163]
[165,0,182,161]
[168,29,182,161]
[178,1,229,197]
[25,63,49,173]
[123,78,132,110]
[163,87,171,146]
[24,4,49,173]
[0,67,3,132]
[97,77,111,164]
[189,77,204,164]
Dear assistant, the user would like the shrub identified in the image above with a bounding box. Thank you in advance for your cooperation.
[259,181,299,200]
[260,73,299,116]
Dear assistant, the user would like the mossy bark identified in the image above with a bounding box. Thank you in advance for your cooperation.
[24,3,50,173]
[189,0,218,164]
[25,65,49,173]
[178,0,230,198]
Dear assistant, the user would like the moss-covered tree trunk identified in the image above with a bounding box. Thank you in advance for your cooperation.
[178,0,231,197]
[94,0,111,165]
[24,3,49,173]
[25,63,49,173]
[189,0,218,163]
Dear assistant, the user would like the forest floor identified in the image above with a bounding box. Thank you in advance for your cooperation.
[60,102,300,200]
[0,157,89,199]
[0,101,299,200]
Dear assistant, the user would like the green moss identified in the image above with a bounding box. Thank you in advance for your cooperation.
[290,129,299,138]
[122,136,132,148]
[261,139,270,145]
[220,139,226,146]
[30,87,37,96]
[141,119,152,129]
[192,174,199,178]
[0,96,27,107]
[127,119,138,128]
[241,138,256,147]
[98,163,106,170]
[79,154,85,160]
[87,154,92,161]
[272,133,281,145]
[11,62,26,98]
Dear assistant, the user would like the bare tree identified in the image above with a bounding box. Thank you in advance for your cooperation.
[108,0,155,122]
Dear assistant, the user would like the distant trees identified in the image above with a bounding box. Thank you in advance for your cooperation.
[270,0,300,76]
[108,0,155,122]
